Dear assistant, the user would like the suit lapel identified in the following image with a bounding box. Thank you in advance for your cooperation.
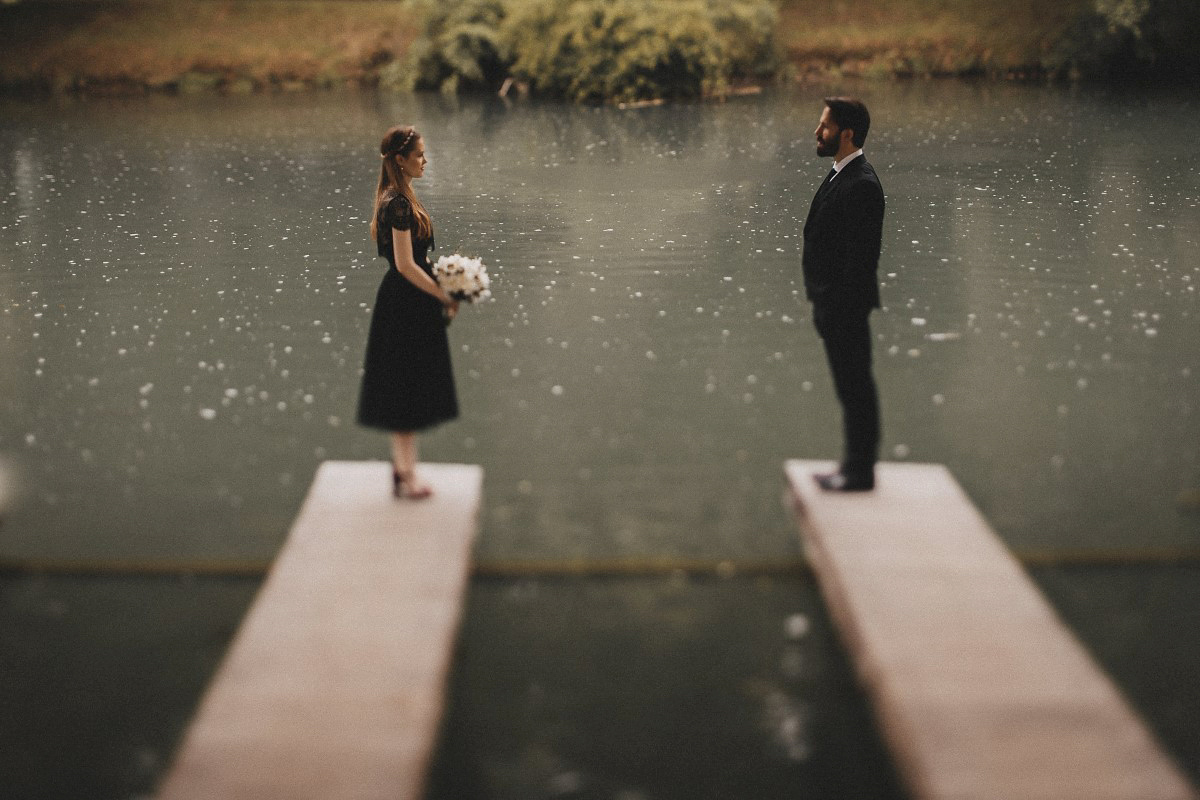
[806,167,838,227]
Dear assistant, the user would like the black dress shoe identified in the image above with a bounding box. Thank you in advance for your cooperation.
[813,471,875,492]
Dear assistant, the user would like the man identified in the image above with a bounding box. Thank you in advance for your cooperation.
[802,97,885,492]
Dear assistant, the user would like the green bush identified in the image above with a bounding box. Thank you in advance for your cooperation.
[396,0,782,102]
[706,0,783,80]
[385,0,510,93]
[506,0,724,103]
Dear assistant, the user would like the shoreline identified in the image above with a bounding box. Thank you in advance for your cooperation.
[1,0,1106,99]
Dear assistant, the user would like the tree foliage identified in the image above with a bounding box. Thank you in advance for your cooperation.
[389,0,782,102]
[381,0,510,93]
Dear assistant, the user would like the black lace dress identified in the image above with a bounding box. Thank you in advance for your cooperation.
[356,193,459,431]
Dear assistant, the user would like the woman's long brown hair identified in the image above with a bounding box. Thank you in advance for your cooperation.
[371,125,433,242]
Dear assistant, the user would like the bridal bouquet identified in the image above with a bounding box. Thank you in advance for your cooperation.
[433,253,492,303]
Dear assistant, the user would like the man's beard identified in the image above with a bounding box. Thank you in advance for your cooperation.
[816,135,838,157]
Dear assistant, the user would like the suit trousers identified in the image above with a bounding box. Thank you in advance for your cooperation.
[813,304,880,476]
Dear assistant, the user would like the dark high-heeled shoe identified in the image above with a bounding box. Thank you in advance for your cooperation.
[392,468,433,500]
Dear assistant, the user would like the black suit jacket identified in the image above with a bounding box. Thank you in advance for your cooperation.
[802,156,884,311]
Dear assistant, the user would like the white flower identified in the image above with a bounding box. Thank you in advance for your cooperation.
[433,253,492,302]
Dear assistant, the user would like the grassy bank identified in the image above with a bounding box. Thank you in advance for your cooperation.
[0,1,421,94]
[1,0,1093,94]
[778,0,1090,79]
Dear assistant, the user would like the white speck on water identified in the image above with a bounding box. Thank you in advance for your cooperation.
[548,772,583,795]
[199,408,217,420]
[551,385,564,396]
[785,613,810,639]
[893,444,910,458]
[762,689,811,762]
[780,645,805,679]
[911,317,926,326]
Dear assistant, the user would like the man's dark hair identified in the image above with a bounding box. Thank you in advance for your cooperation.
[824,97,871,148]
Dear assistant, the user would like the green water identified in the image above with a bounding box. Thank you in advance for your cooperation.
[1,83,1197,797]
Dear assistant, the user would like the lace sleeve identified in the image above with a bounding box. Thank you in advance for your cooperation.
[385,194,413,232]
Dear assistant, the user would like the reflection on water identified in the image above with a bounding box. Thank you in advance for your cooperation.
[426,576,905,800]
[1,84,1195,563]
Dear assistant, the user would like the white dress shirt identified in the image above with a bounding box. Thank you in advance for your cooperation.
[829,149,864,181]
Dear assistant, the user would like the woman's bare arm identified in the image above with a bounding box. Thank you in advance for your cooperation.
[391,228,458,316]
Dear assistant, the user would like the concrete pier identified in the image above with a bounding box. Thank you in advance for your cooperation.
[785,459,1196,800]
[157,461,483,800]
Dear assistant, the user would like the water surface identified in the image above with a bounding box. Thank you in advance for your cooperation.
[2,86,1196,564]
[1,83,1198,797]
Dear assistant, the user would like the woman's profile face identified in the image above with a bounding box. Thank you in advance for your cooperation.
[399,138,426,180]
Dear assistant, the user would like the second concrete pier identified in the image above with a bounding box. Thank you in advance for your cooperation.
[785,459,1195,800]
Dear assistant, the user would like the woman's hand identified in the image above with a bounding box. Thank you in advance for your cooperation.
[444,298,460,321]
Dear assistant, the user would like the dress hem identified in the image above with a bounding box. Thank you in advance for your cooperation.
[356,412,458,434]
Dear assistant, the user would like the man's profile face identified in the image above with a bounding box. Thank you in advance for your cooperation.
[815,107,844,158]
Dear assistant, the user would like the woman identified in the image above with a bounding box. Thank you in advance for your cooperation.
[357,125,459,499]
